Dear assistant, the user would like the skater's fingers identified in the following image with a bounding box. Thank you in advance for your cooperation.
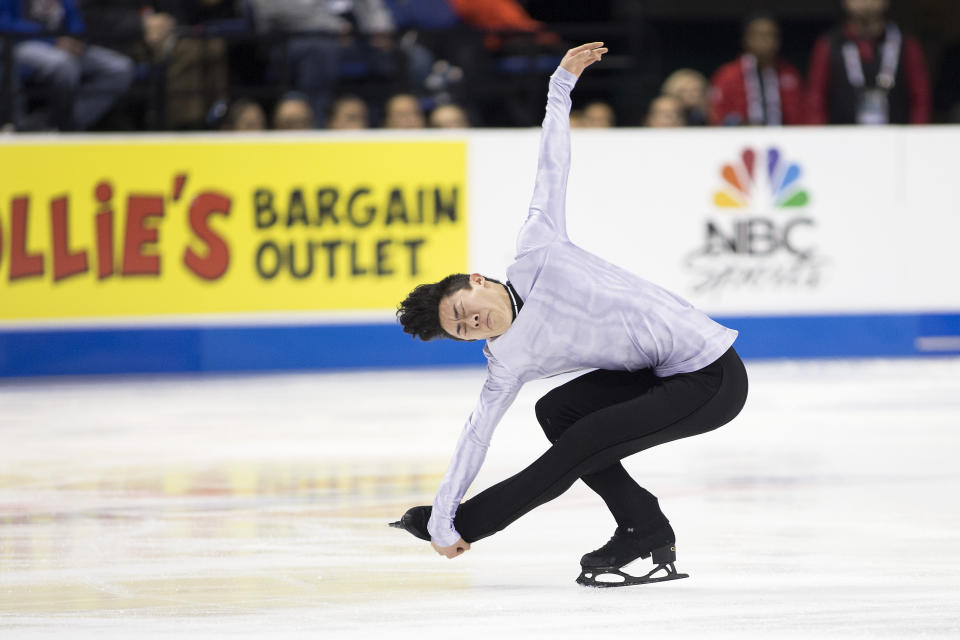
[581,49,607,68]
[579,47,607,57]
[431,538,470,558]
[561,45,608,76]
[563,45,605,67]
[581,48,607,63]
[567,42,604,55]
[448,540,471,558]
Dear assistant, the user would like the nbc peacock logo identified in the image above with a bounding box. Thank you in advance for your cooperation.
[713,147,809,210]
[684,146,828,295]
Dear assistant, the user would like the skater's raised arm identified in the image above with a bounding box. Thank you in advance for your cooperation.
[516,42,607,256]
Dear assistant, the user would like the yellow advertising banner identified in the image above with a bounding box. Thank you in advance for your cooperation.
[0,138,467,321]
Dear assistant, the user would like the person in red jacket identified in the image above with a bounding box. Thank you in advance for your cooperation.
[709,13,806,126]
[807,0,930,125]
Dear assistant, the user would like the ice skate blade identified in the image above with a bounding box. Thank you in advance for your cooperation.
[576,563,689,588]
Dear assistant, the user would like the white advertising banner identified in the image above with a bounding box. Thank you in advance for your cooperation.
[3,127,958,375]
[469,127,960,315]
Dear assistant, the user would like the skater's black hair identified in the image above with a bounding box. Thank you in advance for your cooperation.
[397,273,501,342]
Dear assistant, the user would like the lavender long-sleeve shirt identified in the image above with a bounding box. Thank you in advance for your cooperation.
[426,67,738,547]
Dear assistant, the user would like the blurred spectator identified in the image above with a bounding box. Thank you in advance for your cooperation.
[329,95,369,129]
[569,108,585,128]
[384,93,424,128]
[807,0,931,124]
[709,14,806,126]
[580,100,615,127]
[222,98,265,131]
[445,0,561,53]
[645,95,684,128]
[662,69,709,126]
[249,0,431,129]
[0,0,134,131]
[445,0,562,126]
[429,103,469,128]
[273,92,314,130]
[80,1,233,130]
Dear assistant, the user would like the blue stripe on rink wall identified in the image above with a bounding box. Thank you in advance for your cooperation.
[714,313,960,359]
[1,312,959,378]
[0,324,486,377]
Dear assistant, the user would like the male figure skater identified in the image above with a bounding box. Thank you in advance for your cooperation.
[391,43,748,587]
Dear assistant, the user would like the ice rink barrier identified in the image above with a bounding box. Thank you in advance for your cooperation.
[1,127,958,376]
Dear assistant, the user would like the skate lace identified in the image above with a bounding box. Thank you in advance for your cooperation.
[589,534,623,557]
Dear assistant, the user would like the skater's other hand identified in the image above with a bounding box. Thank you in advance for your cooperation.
[559,42,608,78]
[432,538,470,559]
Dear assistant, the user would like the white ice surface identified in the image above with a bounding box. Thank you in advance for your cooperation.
[1,358,959,639]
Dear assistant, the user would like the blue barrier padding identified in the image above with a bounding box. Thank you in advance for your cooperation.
[0,323,485,377]
[1,312,958,378]
[201,324,483,372]
[713,313,960,359]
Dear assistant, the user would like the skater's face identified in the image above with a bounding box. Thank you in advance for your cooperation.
[437,274,513,341]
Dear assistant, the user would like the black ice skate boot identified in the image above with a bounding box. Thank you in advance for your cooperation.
[577,523,688,588]
[388,505,432,541]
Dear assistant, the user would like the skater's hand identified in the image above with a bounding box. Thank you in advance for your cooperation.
[559,42,608,78]
[431,538,470,559]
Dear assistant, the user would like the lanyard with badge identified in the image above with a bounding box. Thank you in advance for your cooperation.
[741,54,782,125]
[841,23,901,125]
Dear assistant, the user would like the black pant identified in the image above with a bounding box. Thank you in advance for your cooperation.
[454,347,748,542]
